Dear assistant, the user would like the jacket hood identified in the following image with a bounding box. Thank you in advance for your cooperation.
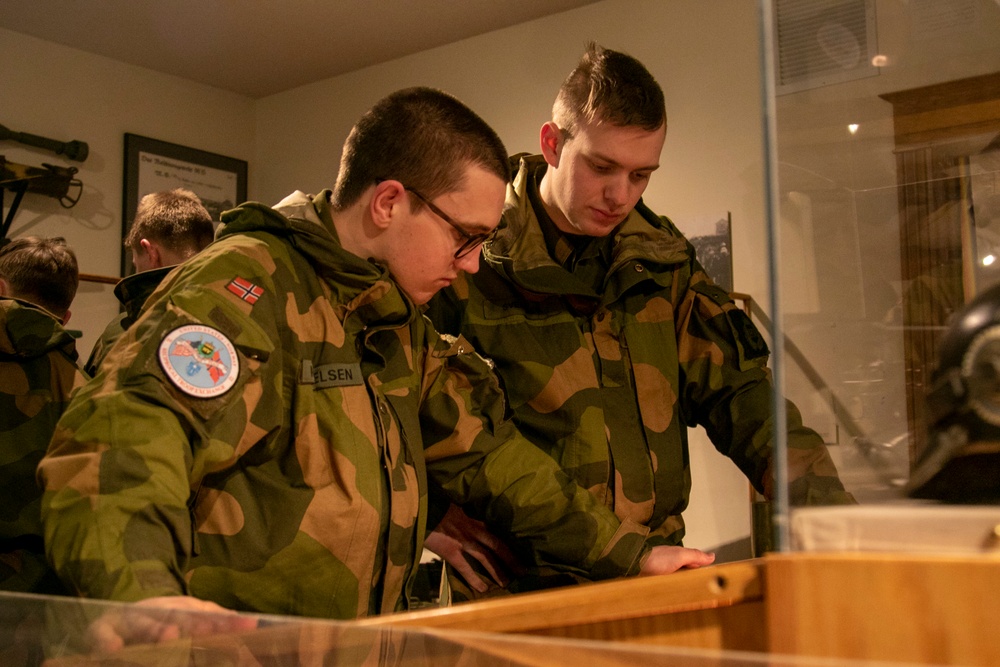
[220,190,413,325]
[221,190,385,288]
[0,298,78,361]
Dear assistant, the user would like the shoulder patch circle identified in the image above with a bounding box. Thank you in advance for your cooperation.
[158,324,240,398]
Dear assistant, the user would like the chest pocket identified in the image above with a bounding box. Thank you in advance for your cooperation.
[474,297,600,413]
[295,340,378,484]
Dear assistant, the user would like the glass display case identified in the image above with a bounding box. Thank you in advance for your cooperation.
[761,0,1000,547]
[0,589,882,666]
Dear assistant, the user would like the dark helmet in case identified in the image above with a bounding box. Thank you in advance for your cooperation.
[909,282,1000,503]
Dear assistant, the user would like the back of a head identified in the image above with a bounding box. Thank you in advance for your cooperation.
[331,87,510,211]
[125,188,215,257]
[0,236,79,319]
[553,42,666,136]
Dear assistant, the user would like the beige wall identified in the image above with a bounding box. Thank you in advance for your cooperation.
[3,0,778,551]
[1,27,256,358]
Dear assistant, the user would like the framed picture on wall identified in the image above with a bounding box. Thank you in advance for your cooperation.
[122,133,247,276]
[680,211,734,292]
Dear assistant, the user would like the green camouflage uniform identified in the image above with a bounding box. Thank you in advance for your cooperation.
[39,190,648,619]
[84,266,173,376]
[427,156,852,589]
[1,297,85,594]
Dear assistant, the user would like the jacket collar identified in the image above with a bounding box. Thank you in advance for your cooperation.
[483,155,689,295]
[115,266,174,320]
[222,190,414,330]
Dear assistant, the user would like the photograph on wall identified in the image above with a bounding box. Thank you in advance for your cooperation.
[679,211,734,292]
[122,133,247,276]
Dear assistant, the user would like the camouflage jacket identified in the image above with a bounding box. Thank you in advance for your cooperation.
[1,298,85,594]
[39,190,648,619]
[84,266,173,376]
[428,156,852,552]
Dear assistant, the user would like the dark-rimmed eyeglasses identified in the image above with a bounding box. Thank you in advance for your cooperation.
[403,187,494,259]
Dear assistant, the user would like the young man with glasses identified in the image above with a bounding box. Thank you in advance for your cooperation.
[39,87,695,646]
[404,185,495,259]
[426,44,854,598]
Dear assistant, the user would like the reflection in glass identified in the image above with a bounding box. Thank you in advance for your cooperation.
[762,0,1000,528]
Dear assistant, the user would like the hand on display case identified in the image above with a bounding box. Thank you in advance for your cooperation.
[639,546,716,576]
[87,595,258,653]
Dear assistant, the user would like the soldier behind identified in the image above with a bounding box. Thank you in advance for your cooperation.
[39,87,698,650]
[425,43,854,596]
[0,236,85,594]
[85,188,214,376]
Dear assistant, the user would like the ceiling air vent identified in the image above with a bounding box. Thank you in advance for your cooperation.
[775,0,879,95]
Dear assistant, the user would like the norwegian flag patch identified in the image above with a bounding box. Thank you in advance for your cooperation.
[226,277,264,304]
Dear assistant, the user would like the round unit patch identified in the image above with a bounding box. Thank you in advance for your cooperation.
[158,324,239,398]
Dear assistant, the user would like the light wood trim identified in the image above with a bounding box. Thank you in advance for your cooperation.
[887,100,1000,147]
[766,552,1000,666]
[730,291,753,317]
[368,559,763,631]
[364,559,767,651]
[880,72,1000,148]
[426,629,751,666]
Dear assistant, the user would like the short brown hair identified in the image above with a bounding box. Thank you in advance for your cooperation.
[125,188,214,256]
[0,236,79,318]
[553,42,666,137]
[331,87,510,212]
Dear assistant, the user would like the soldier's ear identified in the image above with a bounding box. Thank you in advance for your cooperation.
[370,180,405,231]
[540,122,564,168]
[137,239,162,269]
[61,308,72,325]
[0,277,9,297]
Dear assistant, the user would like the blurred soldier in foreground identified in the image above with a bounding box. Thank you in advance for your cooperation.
[0,235,84,594]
